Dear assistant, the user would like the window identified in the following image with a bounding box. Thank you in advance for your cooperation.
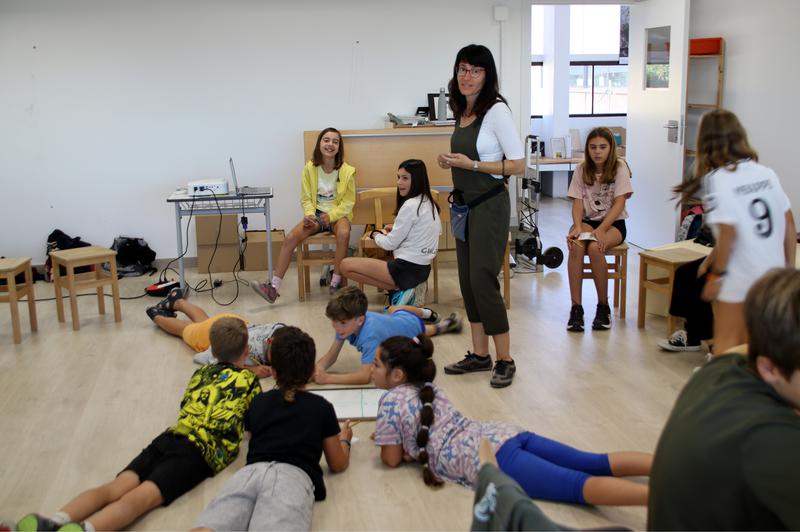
[569,62,627,116]
[531,62,545,118]
[570,5,621,56]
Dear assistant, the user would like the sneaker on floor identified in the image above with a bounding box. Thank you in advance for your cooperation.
[251,281,278,303]
[444,352,492,375]
[490,359,516,388]
[156,287,184,311]
[146,306,176,321]
[657,329,702,352]
[437,313,463,335]
[412,282,427,307]
[592,303,611,330]
[422,308,440,324]
[193,350,219,366]
[567,304,584,332]
[57,523,86,532]
[390,288,416,307]
[16,514,61,532]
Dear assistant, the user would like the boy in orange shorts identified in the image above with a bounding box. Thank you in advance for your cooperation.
[147,289,278,378]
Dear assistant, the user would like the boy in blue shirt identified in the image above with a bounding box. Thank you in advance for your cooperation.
[314,286,461,384]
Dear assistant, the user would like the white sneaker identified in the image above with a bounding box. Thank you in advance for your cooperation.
[657,330,702,352]
[193,350,219,366]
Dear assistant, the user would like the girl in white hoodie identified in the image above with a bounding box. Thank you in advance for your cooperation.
[340,159,440,303]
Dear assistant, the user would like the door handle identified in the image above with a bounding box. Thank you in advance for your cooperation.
[663,123,679,129]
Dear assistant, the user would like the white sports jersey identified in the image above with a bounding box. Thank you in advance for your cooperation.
[704,160,791,302]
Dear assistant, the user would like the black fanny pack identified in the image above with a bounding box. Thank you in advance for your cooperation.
[448,184,506,242]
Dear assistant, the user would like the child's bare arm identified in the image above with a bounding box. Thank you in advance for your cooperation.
[317,338,345,371]
[316,364,372,385]
[322,421,352,473]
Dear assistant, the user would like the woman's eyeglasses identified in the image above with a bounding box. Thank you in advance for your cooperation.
[457,66,485,79]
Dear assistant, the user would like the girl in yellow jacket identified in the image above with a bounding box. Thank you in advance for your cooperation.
[252,127,356,303]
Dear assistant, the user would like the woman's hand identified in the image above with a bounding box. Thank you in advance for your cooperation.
[566,226,582,249]
[701,276,721,301]
[440,153,473,170]
[592,227,608,252]
[437,153,451,169]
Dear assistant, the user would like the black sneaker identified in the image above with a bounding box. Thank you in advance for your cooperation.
[146,306,176,321]
[567,304,584,332]
[657,329,703,352]
[422,308,440,324]
[444,352,492,374]
[592,303,611,330]
[490,359,516,388]
[16,514,60,532]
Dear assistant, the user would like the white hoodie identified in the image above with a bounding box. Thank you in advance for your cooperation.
[374,195,440,265]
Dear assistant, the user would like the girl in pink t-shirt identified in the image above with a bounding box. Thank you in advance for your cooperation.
[566,127,633,332]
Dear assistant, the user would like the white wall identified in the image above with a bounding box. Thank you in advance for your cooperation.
[690,0,800,219]
[0,0,525,263]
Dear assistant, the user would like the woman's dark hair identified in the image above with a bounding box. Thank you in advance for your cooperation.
[269,326,316,402]
[379,335,443,487]
[396,159,441,220]
[447,44,507,120]
[673,109,758,204]
[312,127,344,169]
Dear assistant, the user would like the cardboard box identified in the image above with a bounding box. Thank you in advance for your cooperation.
[197,244,241,273]
[196,214,239,245]
[609,126,626,147]
[195,214,241,273]
[243,230,286,272]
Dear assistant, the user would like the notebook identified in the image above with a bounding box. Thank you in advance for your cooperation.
[308,387,386,420]
[229,157,272,196]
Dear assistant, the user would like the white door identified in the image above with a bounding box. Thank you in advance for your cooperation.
[625,0,690,249]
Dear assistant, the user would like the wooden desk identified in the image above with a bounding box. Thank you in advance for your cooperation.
[527,156,582,172]
[637,245,709,332]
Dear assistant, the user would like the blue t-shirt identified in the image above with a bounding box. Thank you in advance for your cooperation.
[338,310,425,364]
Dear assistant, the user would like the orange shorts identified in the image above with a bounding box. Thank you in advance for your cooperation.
[181,313,245,352]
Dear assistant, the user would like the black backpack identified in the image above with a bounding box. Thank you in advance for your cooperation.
[108,236,157,277]
[44,229,93,281]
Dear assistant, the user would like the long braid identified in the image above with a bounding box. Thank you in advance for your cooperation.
[379,335,442,487]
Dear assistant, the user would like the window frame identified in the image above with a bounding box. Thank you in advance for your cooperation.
[530,60,544,119]
[568,60,628,118]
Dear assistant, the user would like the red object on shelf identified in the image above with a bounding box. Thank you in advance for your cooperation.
[690,37,722,55]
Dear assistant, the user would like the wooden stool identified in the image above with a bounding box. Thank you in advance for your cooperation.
[582,243,628,318]
[296,233,339,302]
[637,247,707,333]
[0,257,38,344]
[49,246,122,331]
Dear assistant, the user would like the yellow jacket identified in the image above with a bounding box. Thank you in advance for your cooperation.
[300,160,357,222]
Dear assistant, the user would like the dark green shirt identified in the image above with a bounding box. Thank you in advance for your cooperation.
[648,355,800,530]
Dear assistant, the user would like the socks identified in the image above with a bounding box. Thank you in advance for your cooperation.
[421,308,432,319]
[271,276,282,291]
[331,273,342,286]
[83,520,96,532]
[52,512,71,526]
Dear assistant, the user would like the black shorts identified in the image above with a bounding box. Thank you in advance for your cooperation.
[314,209,332,233]
[583,219,627,241]
[122,431,213,506]
[388,259,431,290]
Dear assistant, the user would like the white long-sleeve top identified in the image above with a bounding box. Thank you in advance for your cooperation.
[373,195,440,266]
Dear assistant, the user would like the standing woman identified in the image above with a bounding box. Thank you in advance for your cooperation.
[674,109,795,355]
[252,127,356,303]
[437,44,525,388]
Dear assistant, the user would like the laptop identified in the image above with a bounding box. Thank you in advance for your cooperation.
[229,158,272,196]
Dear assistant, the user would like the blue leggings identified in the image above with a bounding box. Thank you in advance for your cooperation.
[494,432,612,504]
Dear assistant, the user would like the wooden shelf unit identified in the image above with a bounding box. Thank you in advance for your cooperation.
[683,37,725,167]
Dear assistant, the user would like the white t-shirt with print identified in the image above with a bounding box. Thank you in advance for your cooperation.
[316,168,338,213]
[567,162,633,221]
[704,160,791,302]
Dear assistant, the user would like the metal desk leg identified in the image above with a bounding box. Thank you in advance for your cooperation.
[174,202,186,291]
[265,198,273,281]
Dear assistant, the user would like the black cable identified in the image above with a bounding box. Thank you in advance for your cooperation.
[33,292,148,302]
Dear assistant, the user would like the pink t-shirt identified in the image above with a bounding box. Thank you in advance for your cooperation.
[568,162,633,221]
[373,383,523,488]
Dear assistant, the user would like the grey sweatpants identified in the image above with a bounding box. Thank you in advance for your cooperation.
[193,462,314,531]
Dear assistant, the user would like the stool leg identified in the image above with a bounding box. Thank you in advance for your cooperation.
[8,274,22,344]
[637,259,647,328]
[25,263,38,333]
[110,258,122,322]
[619,253,627,320]
[297,247,305,302]
[67,264,80,331]
[53,260,66,323]
[433,256,439,304]
[95,265,106,315]
[666,269,677,334]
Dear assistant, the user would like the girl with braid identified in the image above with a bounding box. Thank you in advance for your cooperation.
[372,335,654,506]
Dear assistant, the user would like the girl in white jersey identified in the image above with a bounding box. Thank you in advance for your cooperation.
[339,159,441,302]
[675,109,796,355]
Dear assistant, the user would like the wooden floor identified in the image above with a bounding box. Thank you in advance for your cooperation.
[0,198,706,530]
